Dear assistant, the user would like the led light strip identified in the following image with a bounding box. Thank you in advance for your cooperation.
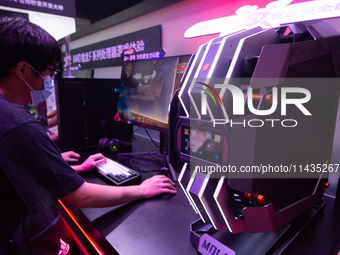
[58,200,104,255]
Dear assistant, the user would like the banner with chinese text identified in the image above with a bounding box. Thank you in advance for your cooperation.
[66,25,161,71]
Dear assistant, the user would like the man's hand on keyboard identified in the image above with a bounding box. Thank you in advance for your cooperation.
[71,153,107,174]
[140,175,177,198]
[61,151,81,163]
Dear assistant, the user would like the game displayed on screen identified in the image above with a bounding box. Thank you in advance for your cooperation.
[118,55,191,131]
[182,126,223,163]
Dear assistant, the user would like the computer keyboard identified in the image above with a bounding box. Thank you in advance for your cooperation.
[95,158,142,186]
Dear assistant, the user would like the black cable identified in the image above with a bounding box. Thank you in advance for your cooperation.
[126,151,166,173]
[133,126,142,132]
[144,128,160,149]
[129,151,165,165]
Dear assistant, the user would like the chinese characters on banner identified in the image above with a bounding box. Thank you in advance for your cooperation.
[1,0,75,17]
[72,40,146,63]
[122,47,166,62]
[65,25,162,71]
[185,0,340,38]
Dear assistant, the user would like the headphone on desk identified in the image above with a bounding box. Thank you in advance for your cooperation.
[98,138,131,154]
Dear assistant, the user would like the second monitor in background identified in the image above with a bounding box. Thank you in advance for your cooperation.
[118,55,192,133]
[117,55,191,154]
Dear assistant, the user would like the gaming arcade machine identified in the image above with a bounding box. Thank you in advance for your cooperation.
[169,21,340,254]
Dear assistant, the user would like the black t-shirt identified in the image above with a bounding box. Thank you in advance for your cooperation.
[0,94,85,239]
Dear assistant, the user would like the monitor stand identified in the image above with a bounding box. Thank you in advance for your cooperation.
[117,131,166,157]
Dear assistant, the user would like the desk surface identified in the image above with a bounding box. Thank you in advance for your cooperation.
[79,152,199,255]
[83,183,199,255]
[71,143,340,255]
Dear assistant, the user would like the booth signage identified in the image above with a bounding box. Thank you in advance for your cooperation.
[67,25,161,70]
[123,47,166,62]
[184,0,340,38]
[1,0,75,18]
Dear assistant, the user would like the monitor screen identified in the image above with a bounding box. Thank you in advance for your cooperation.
[175,117,230,166]
[56,78,121,150]
[181,125,224,164]
[117,55,192,132]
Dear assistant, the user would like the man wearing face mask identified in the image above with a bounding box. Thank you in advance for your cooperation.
[23,63,56,105]
[0,16,177,255]
[22,63,101,173]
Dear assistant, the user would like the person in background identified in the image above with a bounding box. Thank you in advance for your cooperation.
[0,16,176,255]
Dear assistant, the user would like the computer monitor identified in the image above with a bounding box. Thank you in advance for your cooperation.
[56,78,122,150]
[117,55,192,133]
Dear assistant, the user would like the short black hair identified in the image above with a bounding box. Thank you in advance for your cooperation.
[0,15,61,80]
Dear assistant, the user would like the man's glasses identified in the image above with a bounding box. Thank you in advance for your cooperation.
[28,64,60,80]
[46,67,60,80]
